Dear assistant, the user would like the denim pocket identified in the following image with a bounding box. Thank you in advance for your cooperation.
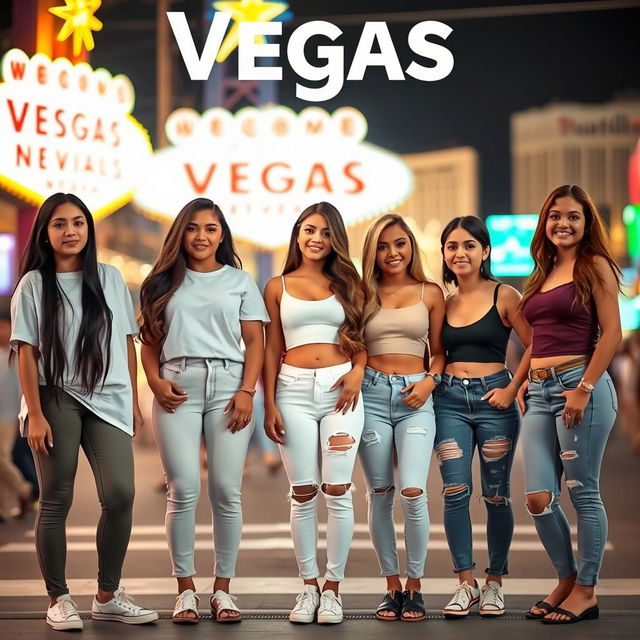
[434,382,448,396]
[277,372,298,389]
[226,363,244,380]
[606,378,618,414]
[556,368,583,391]
[160,364,182,382]
[361,377,374,391]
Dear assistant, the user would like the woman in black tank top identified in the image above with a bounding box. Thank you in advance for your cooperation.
[434,217,531,619]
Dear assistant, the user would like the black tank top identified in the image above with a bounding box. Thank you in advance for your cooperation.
[442,284,511,364]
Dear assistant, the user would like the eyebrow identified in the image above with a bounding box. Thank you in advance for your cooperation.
[549,209,582,215]
[51,216,84,223]
[303,224,329,231]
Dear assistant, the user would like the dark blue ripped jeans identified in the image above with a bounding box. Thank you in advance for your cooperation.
[433,369,520,576]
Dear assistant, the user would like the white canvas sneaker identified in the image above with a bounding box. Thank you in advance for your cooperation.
[443,581,480,618]
[480,581,505,616]
[289,585,320,623]
[317,590,344,624]
[91,588,158,624]
[46,594,83,631]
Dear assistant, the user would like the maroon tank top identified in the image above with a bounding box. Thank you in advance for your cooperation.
[522,282,599,358]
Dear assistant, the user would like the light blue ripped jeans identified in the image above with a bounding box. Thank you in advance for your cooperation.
[433,369,519,576]
[153,357,253,579]
[359,367,436,579]
[276,362,364,582]
[522,363,617,585]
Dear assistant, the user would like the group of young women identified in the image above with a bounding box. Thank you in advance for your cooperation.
[9,184,621,630]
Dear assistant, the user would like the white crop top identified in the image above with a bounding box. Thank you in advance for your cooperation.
[280,276,345,350]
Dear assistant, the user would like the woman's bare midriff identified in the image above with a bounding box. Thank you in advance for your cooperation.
[367,353,425,375]
[530,354,586,369]
[445,362,507,378]
[283,343,349,368]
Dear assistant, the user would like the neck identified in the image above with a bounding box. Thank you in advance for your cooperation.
[378,270,413,288]
[54,254,83,273]
[297,256,327,275]
[554,246,578,266]
[456,272,484,294]
[188,257,223,273]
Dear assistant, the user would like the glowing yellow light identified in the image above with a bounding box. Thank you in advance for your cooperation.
[49,0,103,57]
[212,0,288,62]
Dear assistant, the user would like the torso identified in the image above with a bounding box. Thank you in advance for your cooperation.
[279,271,349,368]
[367,281,428,374]
[444,281,511,378]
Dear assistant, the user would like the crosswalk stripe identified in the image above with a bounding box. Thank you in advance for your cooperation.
[0,577,637,597]
[0,538,613,552]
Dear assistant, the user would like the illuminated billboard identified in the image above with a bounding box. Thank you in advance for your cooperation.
[486,214,537,277]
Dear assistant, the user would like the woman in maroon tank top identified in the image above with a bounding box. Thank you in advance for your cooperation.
[518,185,622,624]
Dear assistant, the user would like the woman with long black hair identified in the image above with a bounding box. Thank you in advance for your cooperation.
[11,193,157,630]
[263,202,365,625]
[139,198,268,624]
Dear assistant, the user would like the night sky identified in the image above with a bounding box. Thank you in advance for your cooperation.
[4,0,640,213]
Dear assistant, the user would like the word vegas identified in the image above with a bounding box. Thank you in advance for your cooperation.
[168,12,454,102]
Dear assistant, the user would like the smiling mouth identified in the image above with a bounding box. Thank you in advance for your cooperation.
[193,244,209,249]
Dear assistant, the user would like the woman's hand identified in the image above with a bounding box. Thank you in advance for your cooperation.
[516,379,529,414]
[331,367,364,414]
[559,387,590,428]
[150,378,188,413]
[133,404,144,437]
[224,391,253,433]
[401,377,435,409]
[482,384,517,410]
[27,413,53,456]
[264,404,285,444]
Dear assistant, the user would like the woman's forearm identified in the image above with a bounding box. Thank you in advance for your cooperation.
[18,344,44,418]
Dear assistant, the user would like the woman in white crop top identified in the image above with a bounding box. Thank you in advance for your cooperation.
[263,202,366,624]
[360,214,445,622]
[139,198,268,624]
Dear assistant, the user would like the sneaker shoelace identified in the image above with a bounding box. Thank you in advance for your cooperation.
[294,590,316,612]
[177,591,199,612]
[482,583,503,608]
[113,588,139,611]
[213,591,238,612]
[320,593,340,614]
[59,598,80,618]
[450,583,473,609]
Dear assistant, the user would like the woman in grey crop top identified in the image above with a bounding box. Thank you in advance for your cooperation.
[517,185,622,624]
[263,202,366,624]
[434,216,531,619]
[139,198,269,623]
[359,214,445,622]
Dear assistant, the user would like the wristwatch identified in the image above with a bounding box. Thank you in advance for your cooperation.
[425,372,442,386]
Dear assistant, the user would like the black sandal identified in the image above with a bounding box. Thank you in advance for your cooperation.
[401,590,425,622]
[541,605,599,624]
[525,600,555,619]
[375,591,403,621]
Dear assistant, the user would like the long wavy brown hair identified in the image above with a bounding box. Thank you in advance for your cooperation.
[521,184,621,310]
[361,214,430,328]
[282,202,364,356]
[139,198,241,345]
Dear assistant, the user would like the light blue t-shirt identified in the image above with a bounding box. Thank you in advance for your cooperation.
[10,264,138,436]
[161,265,269,364]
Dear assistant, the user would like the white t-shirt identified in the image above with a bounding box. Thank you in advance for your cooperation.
[10,264,138,436]
[161,266,269,364]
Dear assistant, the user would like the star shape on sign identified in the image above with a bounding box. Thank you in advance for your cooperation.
[212,0,289,63]
[49,0,103,57]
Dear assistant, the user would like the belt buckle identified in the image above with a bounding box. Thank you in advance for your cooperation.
[531,367,551,382]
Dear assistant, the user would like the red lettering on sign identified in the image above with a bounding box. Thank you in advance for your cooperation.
[9,60,26,80]
[305,119,324,135]
[184,163,216,193]
[54,109,66,137]
[110,122,120,147]
[36,64,46,85]
[36,105,47,135]
[230,163,249,193]
[305,163,332,193]
[16,144,31,166]
[38,147,46,169]
[7,99,29,132]
[72,113,88,140]
[262,163,293,193]
[344,162,364,194]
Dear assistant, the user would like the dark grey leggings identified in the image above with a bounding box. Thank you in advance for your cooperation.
[33,388,134,598]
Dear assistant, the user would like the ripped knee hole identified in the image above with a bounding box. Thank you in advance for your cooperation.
[327,432,356,452]
[436,440,463,463]
[525,490,552,514]
[443,484,468,497]
[321,482,352,496]
[400,487,423,498]
[372,485,394,494]
[291,485,318,503]
[481,438,512,459]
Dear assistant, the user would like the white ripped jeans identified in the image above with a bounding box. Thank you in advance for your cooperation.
[276,362,364,582]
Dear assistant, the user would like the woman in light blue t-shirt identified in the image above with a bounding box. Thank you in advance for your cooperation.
[11,192,157,630]
[139,198,268,624]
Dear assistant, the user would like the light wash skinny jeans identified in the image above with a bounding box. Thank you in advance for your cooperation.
[433,369,519,576]
[360,367,436,579]
[522,363,617,586]
[276,361,364,582]
[153,357,253,578]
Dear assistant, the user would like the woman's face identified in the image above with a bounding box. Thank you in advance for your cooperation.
[182,208,223,265]
[297,213,332,261]
[376,223,412,277]
[545,195,586,250]
[442,226,489,279]
[47,202,89,259]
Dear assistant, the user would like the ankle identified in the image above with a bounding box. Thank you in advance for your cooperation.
[303,579,320,591]
[323,580,339,595]
[96,590,115,604]
[486,575,502,586]
[386,575,403,592]
[213,578,230,593]
[405,578,421,592]
[177,578,196,594]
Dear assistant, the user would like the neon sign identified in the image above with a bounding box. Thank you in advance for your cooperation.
[49,0,104,56]
[0,49,152,219]
[133,106,414,248]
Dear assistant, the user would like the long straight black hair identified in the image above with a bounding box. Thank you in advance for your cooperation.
[17,193,112,394]
[440,216,497,288]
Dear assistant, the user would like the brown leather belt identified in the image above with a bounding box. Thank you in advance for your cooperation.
[529,356,590,382]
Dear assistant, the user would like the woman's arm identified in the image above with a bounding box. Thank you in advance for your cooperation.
[140,340,187,413]
[127,336,143,436]
[263,277,286,444]
[224,321,264,432]
[17,343,52,455]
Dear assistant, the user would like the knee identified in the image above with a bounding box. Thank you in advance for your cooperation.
[211,481,241,507]
[321,482,352,497]
[326,432,356,453]
[167,476,200,504]
[436,439,464,464]
[400,487,424,499]
[525,490,553,515]
[104,483,134,514]
[442,484,469,504]
[482,495,510,508]
[481,437,512,462]
[290,484,318,503]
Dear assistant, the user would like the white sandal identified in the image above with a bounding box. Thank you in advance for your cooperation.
[172,589,200,624]
[210,590,241,623]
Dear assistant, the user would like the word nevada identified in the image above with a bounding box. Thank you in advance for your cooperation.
[168,12,454,102]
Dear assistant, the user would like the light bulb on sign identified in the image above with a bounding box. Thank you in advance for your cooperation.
[49,0,104,57]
